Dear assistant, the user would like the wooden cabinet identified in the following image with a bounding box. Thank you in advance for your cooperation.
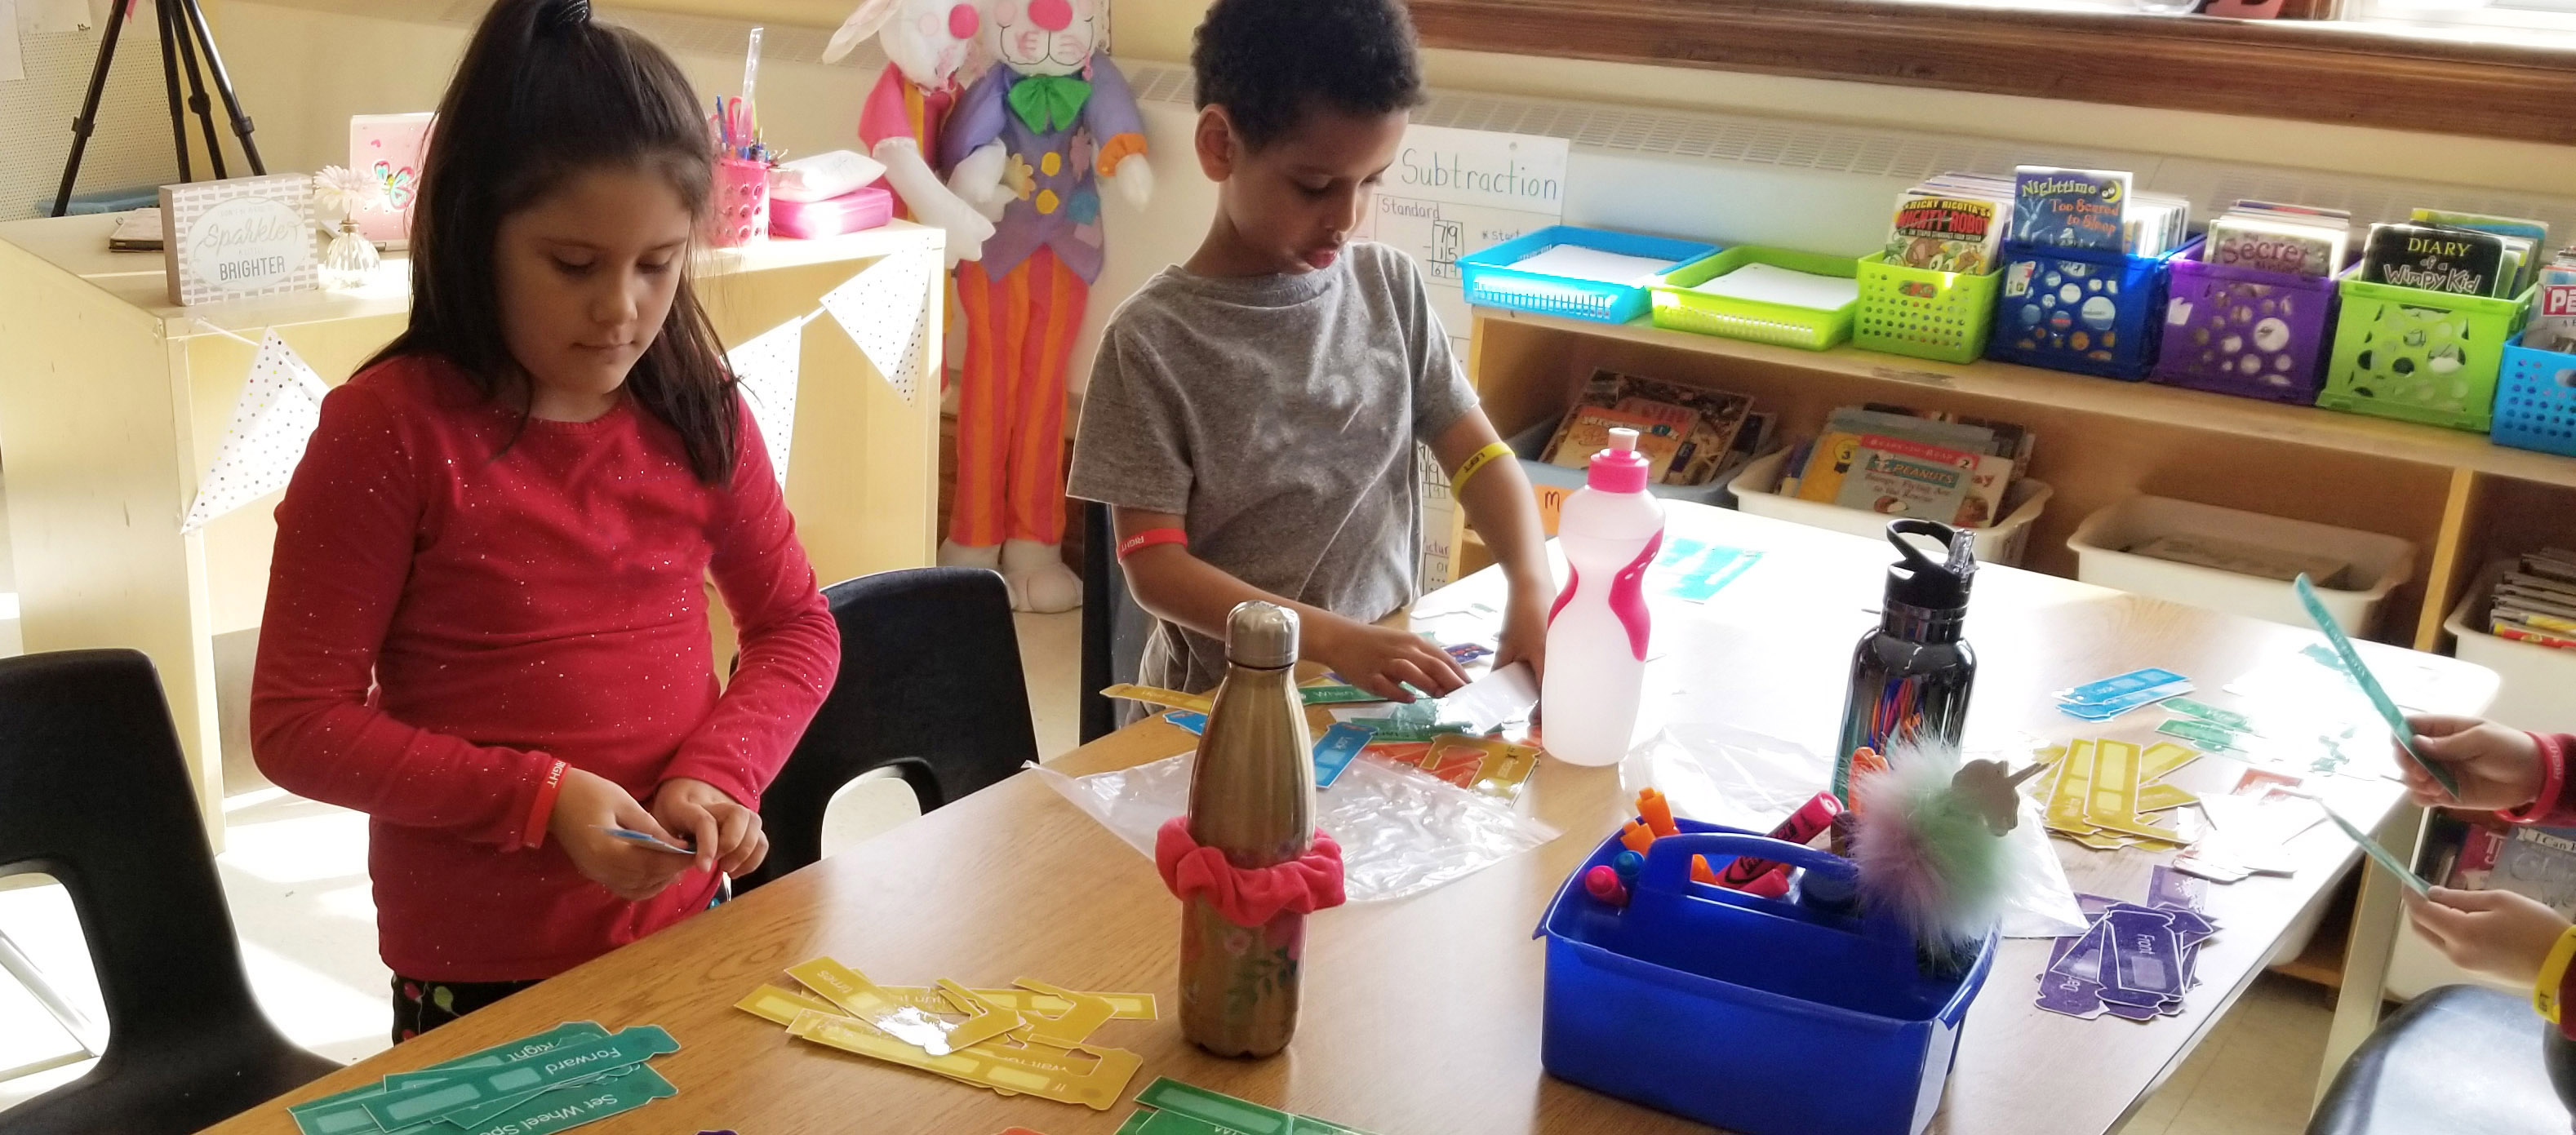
[1460,307,2576,654]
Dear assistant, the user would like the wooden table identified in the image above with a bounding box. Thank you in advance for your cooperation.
[0,216,944,847]
[208,504,2498,1135]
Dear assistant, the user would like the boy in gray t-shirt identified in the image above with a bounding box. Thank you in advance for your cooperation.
[1066,0,1552,701]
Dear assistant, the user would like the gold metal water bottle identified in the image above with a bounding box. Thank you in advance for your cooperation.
[1179,601,1315,1057]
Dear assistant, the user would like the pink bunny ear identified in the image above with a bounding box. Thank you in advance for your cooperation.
[824,0,904,63]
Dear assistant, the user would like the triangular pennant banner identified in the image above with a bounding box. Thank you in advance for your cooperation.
[819,247,936,406]
[728,318,804,486]
[183,331,332,533]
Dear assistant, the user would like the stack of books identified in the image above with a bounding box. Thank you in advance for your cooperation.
[2356,210,2551,299]
[1542,370,1770,489]
[1776,405,2035,530]
[1884,173,2014,275]
[2205,201,2352,278]
[2010,166,2192,257]
[2485,550,2576,650]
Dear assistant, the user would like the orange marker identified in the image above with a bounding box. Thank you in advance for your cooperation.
[1636,787,1679,839]
[1845,747,1890,816]
[1619,821,1657,854]
[1691,855,1721,885]
[1850,747,1889,779]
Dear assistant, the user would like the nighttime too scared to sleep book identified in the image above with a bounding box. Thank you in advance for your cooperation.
[2013,167,2131,253]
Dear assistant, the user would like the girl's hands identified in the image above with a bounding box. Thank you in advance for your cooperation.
[547,767,694,902]
[2401,714,2544,812]
[651,777,770,878]
[1308,614,1468,703]
[2405,886,2572,986]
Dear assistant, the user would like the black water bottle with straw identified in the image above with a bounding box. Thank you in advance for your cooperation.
[1832,520,1979,804]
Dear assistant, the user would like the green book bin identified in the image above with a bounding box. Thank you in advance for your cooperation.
[1649,247,1860,351]
[1854,254,2003,366]
[2319,277,2532,432]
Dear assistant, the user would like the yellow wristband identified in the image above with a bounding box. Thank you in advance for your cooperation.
[1451,441,1515,495]
[2536,924,2576,1024]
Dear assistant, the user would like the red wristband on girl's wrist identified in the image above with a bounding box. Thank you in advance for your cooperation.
[2504,733,2568,825]
[522,760,568,849]
[1117,528,1187,561]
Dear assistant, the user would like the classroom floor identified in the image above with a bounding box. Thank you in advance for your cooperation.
[0,541,2332,1131]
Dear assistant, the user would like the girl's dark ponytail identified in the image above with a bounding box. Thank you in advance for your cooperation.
[542,0,591,32]
[368,0,741,487]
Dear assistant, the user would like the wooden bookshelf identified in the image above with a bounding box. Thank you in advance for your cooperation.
[1459,308,2576,651]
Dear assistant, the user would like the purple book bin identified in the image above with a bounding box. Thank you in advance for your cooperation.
[2150,246,2351,405]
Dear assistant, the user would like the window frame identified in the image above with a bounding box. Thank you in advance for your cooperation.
[1404,0,2576,145]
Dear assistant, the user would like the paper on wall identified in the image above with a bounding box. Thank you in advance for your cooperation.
[819,247,936,406]
[19,0,87,36]
[183,331,330,533]
[1359,124,1568,589]
[728,318,804,485]
[0,2,25,83]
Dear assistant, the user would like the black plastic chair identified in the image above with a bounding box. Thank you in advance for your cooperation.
[0,650,338,1135]
[739,568,1038,890]
[1079,501,1153,744]
[2307,983,2576,1135]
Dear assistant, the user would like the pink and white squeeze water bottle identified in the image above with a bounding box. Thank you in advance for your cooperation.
[1540,428,1666,766]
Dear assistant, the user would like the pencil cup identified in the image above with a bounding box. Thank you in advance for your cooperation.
[708,157,770,248]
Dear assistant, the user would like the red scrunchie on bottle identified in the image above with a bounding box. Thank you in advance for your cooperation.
[1155,816,1347,927]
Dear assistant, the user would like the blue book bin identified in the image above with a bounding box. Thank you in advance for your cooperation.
[1538,820,1995,1135]
[1988,239,2200,381]
[1459,226,1721,326]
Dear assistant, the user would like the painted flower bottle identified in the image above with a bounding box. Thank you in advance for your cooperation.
[1179,601,1315,1057]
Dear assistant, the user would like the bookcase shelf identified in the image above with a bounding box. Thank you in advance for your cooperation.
[1458,307,2576,653]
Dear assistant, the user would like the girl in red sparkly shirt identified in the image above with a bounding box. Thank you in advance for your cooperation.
[251,0,837,1041]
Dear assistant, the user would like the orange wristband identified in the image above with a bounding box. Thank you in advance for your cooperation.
[1117,527,1187,561]
[522,760,567,849]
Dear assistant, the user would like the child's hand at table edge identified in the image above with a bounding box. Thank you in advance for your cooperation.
[651,777,770,878]
[1310,613,1468,703]
[2405,885,2569,986]
[2400,713,2543,812]
[548,767,695,902]
[1492,583,1550,684]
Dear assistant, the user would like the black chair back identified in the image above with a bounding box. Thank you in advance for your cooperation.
[2306,983,2575,1135]
[1079,502,1153,743]
[0,650,335,1135]
[740,569,1037,890]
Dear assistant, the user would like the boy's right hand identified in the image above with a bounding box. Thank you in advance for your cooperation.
[2401,714,2543,812]
[547,767,694,903]
[1311,615,1468,703]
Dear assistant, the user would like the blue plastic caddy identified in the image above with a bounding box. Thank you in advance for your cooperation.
[1537,820,1996,1135]
[1458,226,1721,325]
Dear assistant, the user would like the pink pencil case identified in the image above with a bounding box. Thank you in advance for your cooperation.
[771,185,894,240]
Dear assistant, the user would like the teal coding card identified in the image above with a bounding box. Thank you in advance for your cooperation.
[2294,575,2457,797]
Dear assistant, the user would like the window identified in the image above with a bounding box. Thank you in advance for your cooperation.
[1405,0,2576,144]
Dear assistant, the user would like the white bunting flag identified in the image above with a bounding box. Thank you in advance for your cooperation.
[728,318,805,486]
[182,331,332,533]
[819,247,936,406]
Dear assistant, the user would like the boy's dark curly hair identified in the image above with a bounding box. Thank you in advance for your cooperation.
[1192,0,1426,151]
